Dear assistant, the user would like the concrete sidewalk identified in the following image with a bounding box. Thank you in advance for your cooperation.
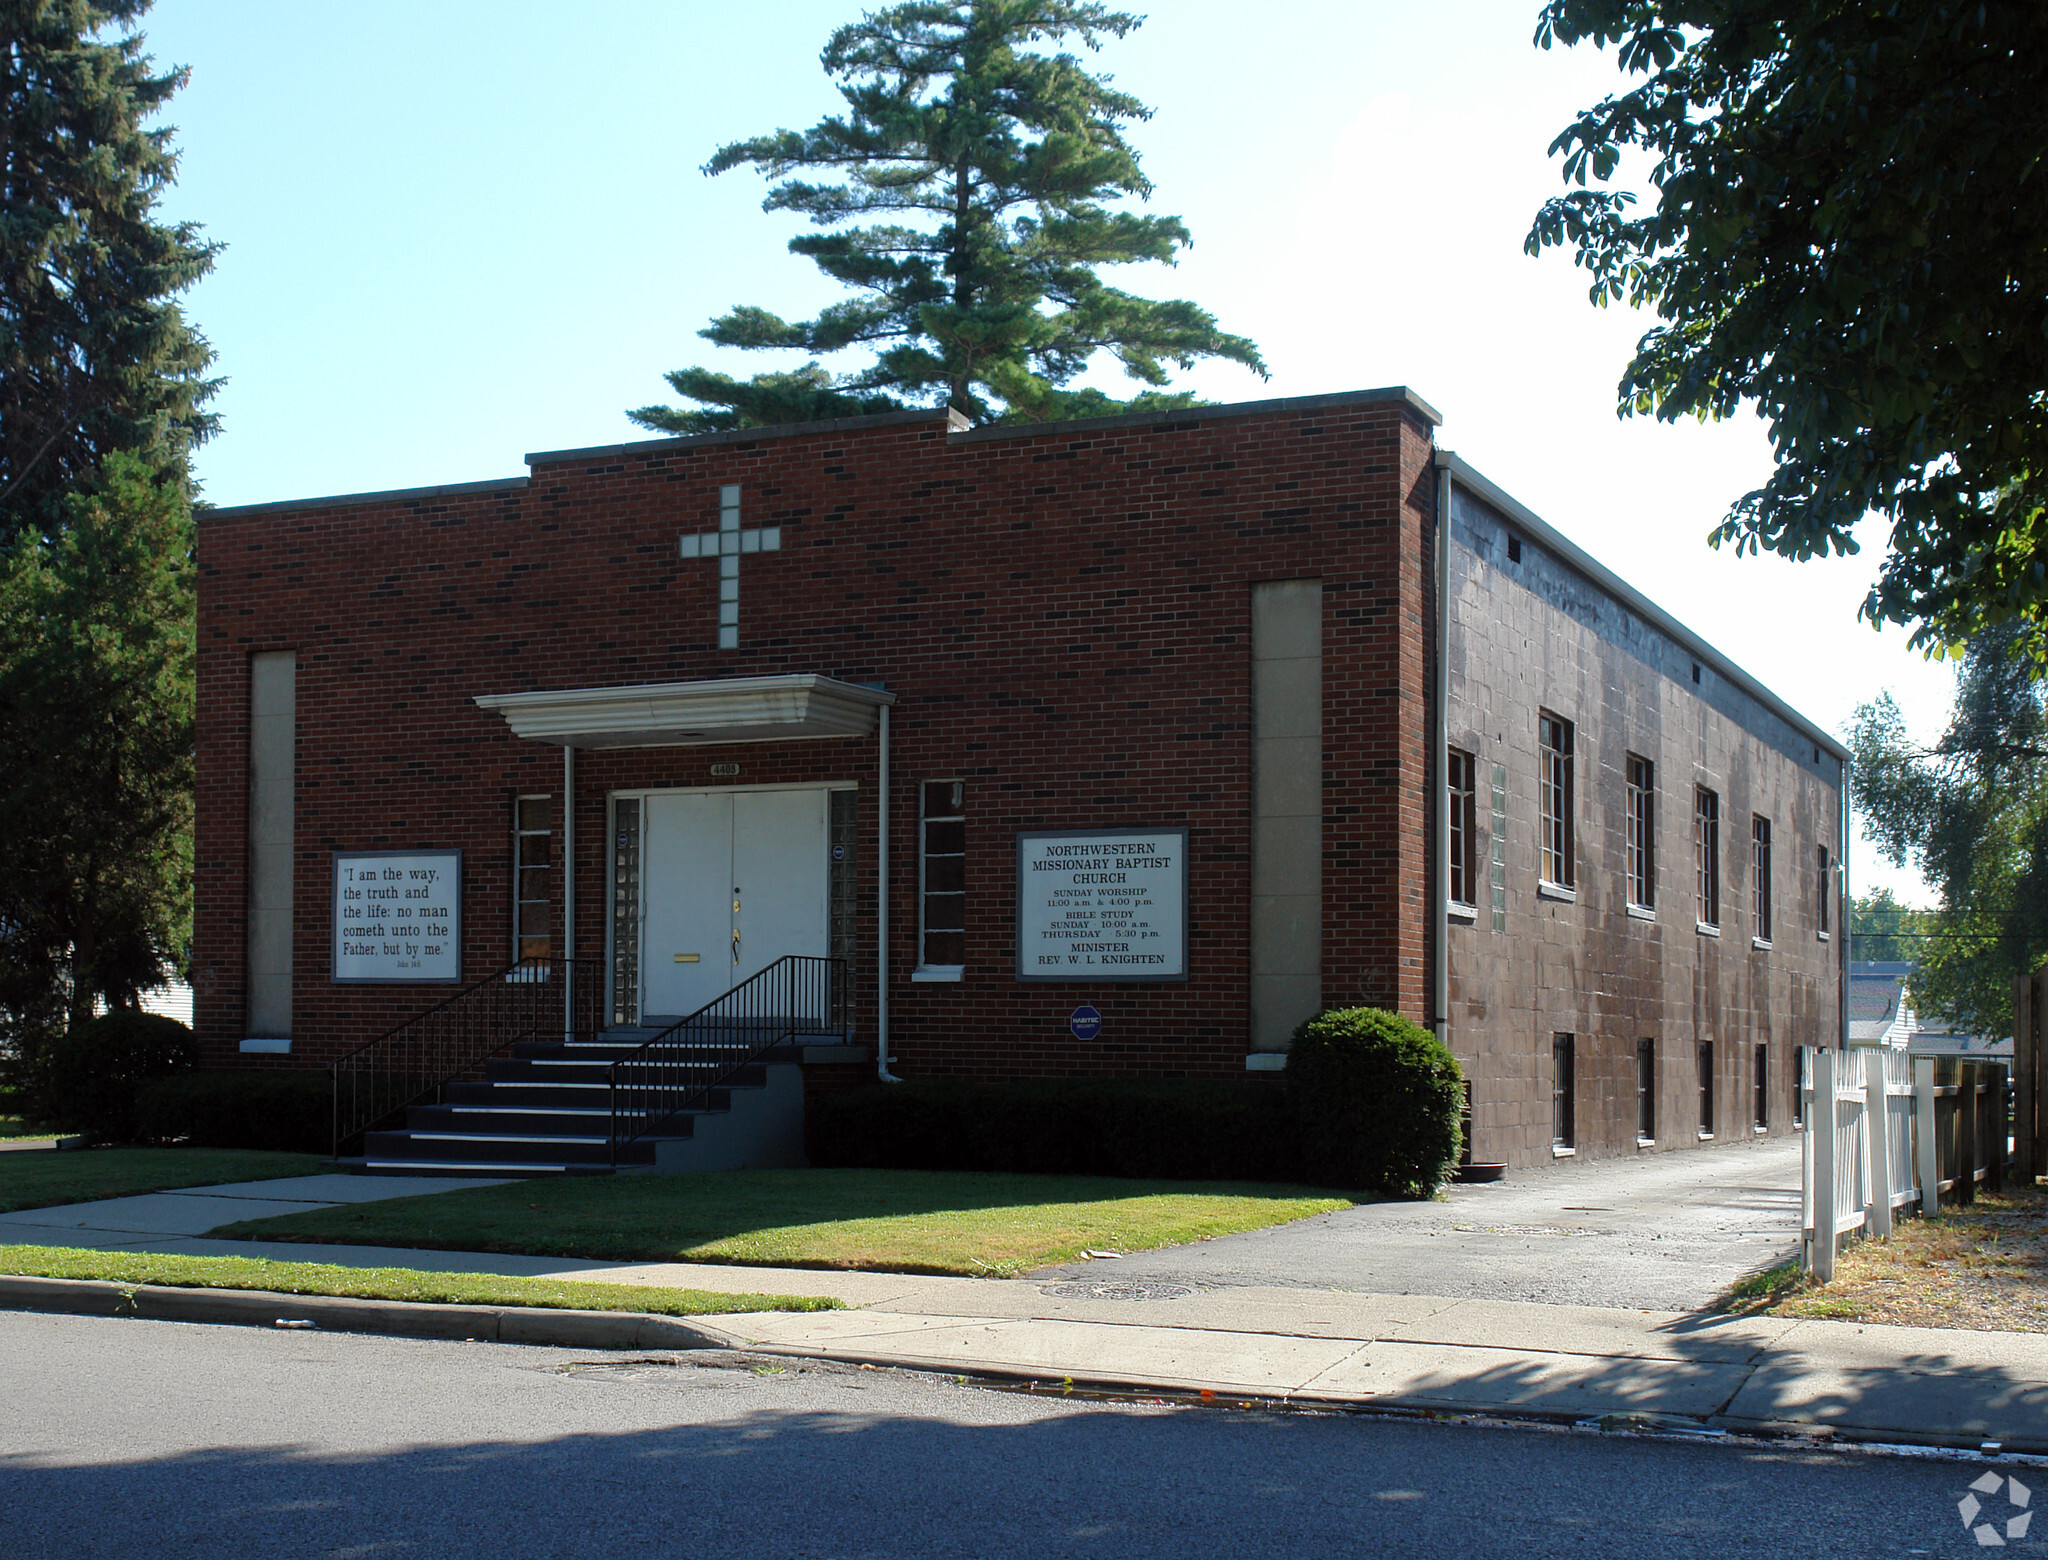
[5,1174,2046,1451]
[0,1173,511,1247]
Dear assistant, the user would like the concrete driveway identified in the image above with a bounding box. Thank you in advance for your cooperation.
[1042,1137,1803,1312]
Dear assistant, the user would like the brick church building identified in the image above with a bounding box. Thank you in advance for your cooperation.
[193,387,1847,1172]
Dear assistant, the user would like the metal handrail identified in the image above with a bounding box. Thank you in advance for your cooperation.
[331,957,608,1156]
[608,955,848,1167]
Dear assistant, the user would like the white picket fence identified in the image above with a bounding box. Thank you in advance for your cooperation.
[1801,1045,2007,1278]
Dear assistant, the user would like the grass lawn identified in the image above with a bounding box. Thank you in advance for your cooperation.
[212,1167,1354,1277]
[0,1146,330,1214]
[0,1244,840,1316]
[1722,1185,2048,1332]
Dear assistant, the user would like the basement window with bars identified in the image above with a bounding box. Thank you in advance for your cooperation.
[1448,748,1477,908]
[513,794,552,965]
[917,780,965,977]
[1552,1034,1576,1153]
[1538,713,1575,890]
[1698,1040,1716,1138]
[1637,1038,1656,1144]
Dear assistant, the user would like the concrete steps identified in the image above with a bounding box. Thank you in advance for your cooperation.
[339,1028,830,1178]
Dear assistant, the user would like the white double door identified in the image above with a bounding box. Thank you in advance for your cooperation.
[639,787,829,1018]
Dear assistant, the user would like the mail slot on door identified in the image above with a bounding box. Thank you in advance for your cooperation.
[673,953,701,963]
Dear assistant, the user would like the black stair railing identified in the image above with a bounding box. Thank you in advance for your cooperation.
[609,955,849,1167]
[332,957,608,1157]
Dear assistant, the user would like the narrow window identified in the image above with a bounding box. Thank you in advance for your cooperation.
[1792,1048,1804,1128]
[1448,749,1477,906]
[1752,815,1773,942]
[1637,1038,1656,1143]
[1817,844,1831,936]
[1698,1040,1716,1137]
[919,780,965,970]
[1754,1043,1769,1130]
[1694,787,1720,927]
[1626,754,1655,909]
[514,794,552,963]
[609,797,641,1025]
[1538,713,1575,888]
[1552,1034,1576,1149]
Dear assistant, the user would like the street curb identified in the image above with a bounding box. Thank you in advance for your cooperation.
[731,1340,2048,1457]
[0,1274,747,1351]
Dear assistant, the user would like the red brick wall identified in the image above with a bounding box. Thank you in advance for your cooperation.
[194,395,1441,1078]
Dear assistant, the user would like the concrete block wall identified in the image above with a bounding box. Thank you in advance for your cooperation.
[1443,482,1843,1168]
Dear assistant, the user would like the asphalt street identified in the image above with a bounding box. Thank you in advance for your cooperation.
[1038,1136,1806,1311]
[0,1309,2019,1560]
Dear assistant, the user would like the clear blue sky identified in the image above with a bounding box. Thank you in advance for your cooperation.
[143,0,1952,901]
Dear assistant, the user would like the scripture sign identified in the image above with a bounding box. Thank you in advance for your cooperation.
[332,851,462,982]
[1016,830,1187,981]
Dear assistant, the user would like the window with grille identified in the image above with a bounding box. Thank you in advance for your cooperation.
[1754,1043,1769,1129]
[1817,844,1831,935]
[1552,1034,1576,1149]
[513,794,552,963]
[1694,787,1720,927]
[919,780,965,971]
[1752,815,1772,941]
[1538,713,1574,888]
[1626,754,1655,909]
[1448,749,1477,906]
[1637,1039,1656,1142]
[1698,1040,1716,1136]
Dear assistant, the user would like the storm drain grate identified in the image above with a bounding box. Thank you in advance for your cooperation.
[1039,1281,1196,1303]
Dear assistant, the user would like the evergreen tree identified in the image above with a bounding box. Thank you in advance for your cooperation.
[0,453,194,1081]
[1849,621,2048,1033]
[630,0,1264,433]
[0,0,218,538]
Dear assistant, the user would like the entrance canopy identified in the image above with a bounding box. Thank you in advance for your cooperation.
[475,674,894,748]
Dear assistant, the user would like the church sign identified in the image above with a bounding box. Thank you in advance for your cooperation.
[1015,829,1187,981]
[332,851,463,983]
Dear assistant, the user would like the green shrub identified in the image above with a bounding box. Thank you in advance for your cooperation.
[809,1078,1302,1184]
[45,1011,197,1143]
[1287,1007,1463,1198]
[137,1070,332,1154]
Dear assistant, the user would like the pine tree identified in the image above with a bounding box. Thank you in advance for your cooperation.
[0,0,218,538]
[630,0,1264,433]
[0,454,194,1074]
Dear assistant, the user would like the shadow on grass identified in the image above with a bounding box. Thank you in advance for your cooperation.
[208,1167,1359,1273]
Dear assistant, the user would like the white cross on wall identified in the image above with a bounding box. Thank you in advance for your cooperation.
[678,484,780,650]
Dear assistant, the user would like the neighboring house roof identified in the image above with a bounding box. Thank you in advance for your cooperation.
[1905,1007,2013,1060]
[1848,962,1915,1046]
[1849,960,2013,1057]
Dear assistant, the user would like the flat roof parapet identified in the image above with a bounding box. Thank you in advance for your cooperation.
[203,475,530,521]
